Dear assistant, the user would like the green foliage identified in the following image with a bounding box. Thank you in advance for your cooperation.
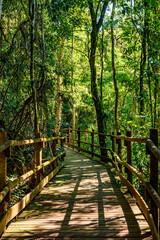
[0,0,159,200]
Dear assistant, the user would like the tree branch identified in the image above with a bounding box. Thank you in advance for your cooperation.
[97,0,109,30]
[95,0,101,19]
[88,0,96,26]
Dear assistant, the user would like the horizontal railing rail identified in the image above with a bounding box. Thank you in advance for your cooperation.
[0,136,65,154]
[0,132,65,236]
[63,127,160,240]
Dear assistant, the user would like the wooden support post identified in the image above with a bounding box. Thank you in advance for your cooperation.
[34,132,43,185]
[0,132,7,217]
[150,129,159,233]
[52,133,57,168]
[126,131,132,184]
[111,131,115,152]
[60,134,65,161]
[78,128,81,152]
[116,132,122,171]
[91,129,94,158]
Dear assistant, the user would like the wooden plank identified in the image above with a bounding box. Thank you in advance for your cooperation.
[1,149,151,239]
[66,143,110,162]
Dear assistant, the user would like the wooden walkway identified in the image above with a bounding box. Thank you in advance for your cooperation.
[2,149,152,239]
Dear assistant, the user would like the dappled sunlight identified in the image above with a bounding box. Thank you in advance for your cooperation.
[2,149,151,239]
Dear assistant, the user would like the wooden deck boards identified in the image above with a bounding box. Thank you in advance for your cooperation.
[2,148,152,239]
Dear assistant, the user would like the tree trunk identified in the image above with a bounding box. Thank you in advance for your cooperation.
[71,29,76,143]
[29,0,39,134]
[88,1,109,159]
[55,37,65,134]
[111,0,119,132]
[55,75,62,134]
[139,0,147,118]
[100,25,104,101]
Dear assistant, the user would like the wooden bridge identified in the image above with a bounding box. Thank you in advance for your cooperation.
[0,129,160,239]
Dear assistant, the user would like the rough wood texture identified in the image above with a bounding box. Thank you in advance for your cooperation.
[2,149,152,239]
[146,139,160,162]
[126,131,132,184]
[34,132,43,186]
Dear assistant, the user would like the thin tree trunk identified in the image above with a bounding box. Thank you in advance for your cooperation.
[147,46,153,127]
[111,0,119,132]
[55,37,65,135]
[88,1,109,159]
[100,25,104,101]
[152,3,159,128]
[71,29,76,143]
[139,0,147,117]
[29,0,39,134]
[40,4,48,131]
[55,75,62,134]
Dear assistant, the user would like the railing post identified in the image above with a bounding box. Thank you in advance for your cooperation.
[0,132,7,217]
[34,132,43,185]
[116,132,122,171]
[78,128,81,152]
[125,131,132,184]
[68,128,70,145]
[91,129,94,158]
[60,133,65,161]
[150,129,159,233]
[52,132,57,168]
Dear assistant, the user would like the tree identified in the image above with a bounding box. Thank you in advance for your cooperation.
[29,0,39,134]
[88,0,110,158]
[111,0,119,132]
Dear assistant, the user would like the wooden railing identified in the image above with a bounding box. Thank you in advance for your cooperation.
[0,132,65,236]
[64,128,160,240]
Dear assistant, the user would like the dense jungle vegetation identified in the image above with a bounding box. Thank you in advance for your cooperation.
[0,0,159,180]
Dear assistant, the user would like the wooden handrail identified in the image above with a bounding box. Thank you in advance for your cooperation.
[0,163,64,236]
[64,128,147,143]
[110,149,160,209]
[0,132,65,236]
[0,152,64,204]
[111,158,159,240]
[146,139,160,162]
[0,136,65,154]
[64,127,160,239]
[0,141,11,154]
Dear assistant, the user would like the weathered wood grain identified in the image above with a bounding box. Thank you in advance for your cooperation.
[1,149,152,239]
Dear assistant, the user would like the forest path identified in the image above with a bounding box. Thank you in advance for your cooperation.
[2,148,152,239]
